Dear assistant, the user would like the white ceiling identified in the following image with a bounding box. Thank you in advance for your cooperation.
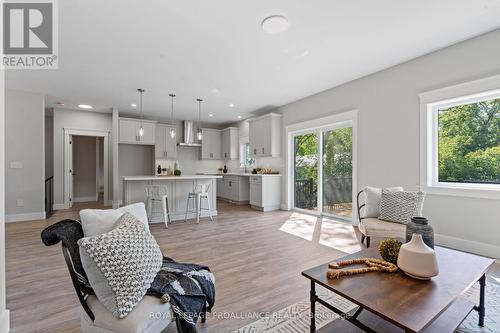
[6,0,500,124]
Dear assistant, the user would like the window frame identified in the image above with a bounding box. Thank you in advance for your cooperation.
[419,75,500,199]
[239,137,254,169]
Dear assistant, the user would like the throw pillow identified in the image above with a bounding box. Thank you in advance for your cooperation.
[80,202,149,237]
[78,212,163,318]
[362,186,403,218]
[379,190,425,224]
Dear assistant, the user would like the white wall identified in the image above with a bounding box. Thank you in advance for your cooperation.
[53,108,113,207]
[44,115,53,178]
[0,69,10,333]
[73,136,97,201]
[5,90,45,222]
[279,29,500,257]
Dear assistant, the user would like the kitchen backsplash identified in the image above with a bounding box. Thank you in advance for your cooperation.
[156,147,284,174]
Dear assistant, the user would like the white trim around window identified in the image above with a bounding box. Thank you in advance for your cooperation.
[419,74,500,200]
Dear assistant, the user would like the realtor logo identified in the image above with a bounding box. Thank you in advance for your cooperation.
[2,0,58,69]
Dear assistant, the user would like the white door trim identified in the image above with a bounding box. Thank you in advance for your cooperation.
[64,129,110,208]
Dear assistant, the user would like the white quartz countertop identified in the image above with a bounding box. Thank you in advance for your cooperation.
[204,173,281,177]
[123,175,223,181]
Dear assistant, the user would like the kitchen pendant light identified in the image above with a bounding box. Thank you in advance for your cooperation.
[196,98,203,141]
[137,88,145,137]
[169,93,176,139]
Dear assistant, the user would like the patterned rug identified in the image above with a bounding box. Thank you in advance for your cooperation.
[233,283,500,333]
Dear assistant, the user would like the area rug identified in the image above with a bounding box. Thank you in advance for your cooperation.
[233,283,500,333]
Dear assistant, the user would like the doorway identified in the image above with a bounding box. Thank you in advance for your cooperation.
[64,129,109,208]
[287,111,357,222]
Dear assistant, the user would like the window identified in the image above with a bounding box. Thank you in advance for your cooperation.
[421,86,500,196]
[240,141,254,168]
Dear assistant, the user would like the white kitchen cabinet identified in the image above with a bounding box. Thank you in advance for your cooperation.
[201,128,221,160]
[119,118,156,145]
[249,175,281,211]
[221,127,239,160]
[155,124,177,159]
[249,113,281,157]
[217,175,249,204]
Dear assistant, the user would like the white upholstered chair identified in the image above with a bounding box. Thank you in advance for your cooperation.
[356,190,406,247]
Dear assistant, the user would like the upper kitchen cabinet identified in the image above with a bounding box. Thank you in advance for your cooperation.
[249,113,282,157]
[155,124,177,159]
[201,128,222,160]
[119,117,156,145]
[221,127,239,160]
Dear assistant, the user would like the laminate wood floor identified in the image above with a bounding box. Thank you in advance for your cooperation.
[5,200,500,333]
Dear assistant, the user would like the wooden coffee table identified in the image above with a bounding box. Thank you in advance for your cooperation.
[302,246,494,333]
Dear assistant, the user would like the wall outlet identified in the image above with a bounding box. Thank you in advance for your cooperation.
[16,199,24,207]
[10,161,23,169]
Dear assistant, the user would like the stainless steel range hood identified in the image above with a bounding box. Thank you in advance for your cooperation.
[177,120,201,147]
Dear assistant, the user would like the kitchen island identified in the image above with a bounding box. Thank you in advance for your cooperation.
[123,175,222,223]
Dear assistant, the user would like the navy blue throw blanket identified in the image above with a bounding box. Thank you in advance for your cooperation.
[148,257,216,333]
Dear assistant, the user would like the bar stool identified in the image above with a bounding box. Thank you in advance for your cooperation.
[185,183,213,223]
[145,185,171,228]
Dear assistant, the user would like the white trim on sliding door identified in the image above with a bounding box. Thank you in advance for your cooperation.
[285,110,358,223]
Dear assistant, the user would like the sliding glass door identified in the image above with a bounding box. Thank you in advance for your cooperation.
[293,125,353,219]
[294,133,319,213]
[322,127,353,218]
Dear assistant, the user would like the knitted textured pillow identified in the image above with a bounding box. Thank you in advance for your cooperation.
[78,212,163,318]
[379,190,425,224]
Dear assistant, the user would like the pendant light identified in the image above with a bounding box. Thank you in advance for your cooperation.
[137,88,145,137]
[196,98,203,141]
[169,93,176,138]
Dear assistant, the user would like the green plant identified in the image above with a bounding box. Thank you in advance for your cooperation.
[174,169,181,176]
[378,239,402,264]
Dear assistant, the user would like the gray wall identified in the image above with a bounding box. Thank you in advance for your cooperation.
[279,29,500,253]
[73,136,97,201]
[44,115,53,178]
[53,108,113,206]
[119,144,154,201]
[0,69,10,332]
[5,90,45,220]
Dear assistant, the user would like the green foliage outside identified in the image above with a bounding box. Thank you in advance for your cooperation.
[438,98,500,184]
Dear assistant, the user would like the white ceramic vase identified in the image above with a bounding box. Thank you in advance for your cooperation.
[397,233,439,280]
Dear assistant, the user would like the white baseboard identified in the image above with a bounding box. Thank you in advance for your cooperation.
[5,211,45,223]
[0,309,9,333]
[53,203,68,210]
[280,204,289,211]
[435,233,500,259]
[74,196,97,203]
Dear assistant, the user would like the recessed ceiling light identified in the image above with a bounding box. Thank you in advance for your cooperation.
[77,104,93,110]
[237,115,242,119]
[262,15,289,34]
[229,103,235,108]
[131,103,137,108]
[209,114,214,117]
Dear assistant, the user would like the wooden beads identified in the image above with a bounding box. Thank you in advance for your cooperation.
[327,258,398,280]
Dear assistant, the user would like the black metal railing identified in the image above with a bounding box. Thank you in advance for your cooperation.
[295,178,317,209]
[45,176,54,218]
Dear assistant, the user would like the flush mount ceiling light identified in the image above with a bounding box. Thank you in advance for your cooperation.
[77,104,93,109]
[261,15,289,34]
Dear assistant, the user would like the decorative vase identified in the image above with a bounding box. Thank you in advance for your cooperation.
[406,217,434,249]
[397,234,439,280]
[157,165,162,175]
[223,165,228,174]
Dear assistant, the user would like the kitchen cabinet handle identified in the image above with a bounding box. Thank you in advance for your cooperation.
[262,147,264,154]
[253,148,257,155]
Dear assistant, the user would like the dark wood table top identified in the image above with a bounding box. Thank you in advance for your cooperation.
[302,246,495,333]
